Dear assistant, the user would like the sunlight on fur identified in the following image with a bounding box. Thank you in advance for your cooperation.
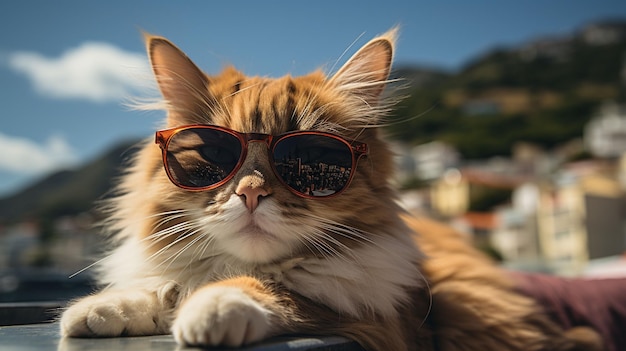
[59,28,603,351]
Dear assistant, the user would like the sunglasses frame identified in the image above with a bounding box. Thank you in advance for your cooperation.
[155,124,368,199]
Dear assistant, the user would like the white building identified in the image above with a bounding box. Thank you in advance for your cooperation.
[585,102,626,158]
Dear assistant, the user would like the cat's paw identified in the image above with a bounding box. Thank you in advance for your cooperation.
[172,286,272,347]
[60,290,162,337]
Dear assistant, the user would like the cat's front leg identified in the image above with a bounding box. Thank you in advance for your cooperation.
[60,282,178,338]
[172,276,289,347]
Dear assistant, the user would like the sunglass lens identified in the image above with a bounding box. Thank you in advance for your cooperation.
[166,128,242,188]
[273,134,354,197]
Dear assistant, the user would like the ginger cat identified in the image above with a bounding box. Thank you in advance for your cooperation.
[60,29,601,351]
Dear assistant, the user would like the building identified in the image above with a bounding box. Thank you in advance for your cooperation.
[413,141,459,181]
[430,169,469,218]
[585,102,626,158]
[490,184,541,264]
[426,156,626,276]
[535,176,589,275]
[582,173,626,260]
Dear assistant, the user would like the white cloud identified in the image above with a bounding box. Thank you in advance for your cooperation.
[0,133,78,174]
[7,42,151,103]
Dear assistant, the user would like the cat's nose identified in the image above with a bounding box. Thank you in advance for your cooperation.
[235,173,270,212]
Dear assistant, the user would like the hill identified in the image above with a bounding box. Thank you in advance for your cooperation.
[386,20,626,158]
[0,139,142,223]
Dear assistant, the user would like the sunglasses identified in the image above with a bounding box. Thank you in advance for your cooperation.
[155,125,368,198]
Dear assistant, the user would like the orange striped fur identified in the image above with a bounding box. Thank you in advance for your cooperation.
[60,29,601,351]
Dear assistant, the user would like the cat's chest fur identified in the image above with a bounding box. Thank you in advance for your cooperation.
[258,231,423,318]
[104,227,422,319]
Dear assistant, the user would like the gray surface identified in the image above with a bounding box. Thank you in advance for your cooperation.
[0,302,63,326]
[0,322,364,351]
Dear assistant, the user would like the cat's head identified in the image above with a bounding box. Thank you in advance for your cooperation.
[122,29,402,265]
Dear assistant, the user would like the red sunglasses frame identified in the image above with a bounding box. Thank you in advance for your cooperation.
[155,124,368,199]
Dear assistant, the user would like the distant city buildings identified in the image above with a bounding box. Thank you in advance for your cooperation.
[0,215,100,274]
[397,102,626,277]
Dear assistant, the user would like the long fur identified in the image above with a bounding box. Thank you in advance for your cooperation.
[60,29,601,351]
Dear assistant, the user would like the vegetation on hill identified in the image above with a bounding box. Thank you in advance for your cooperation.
[387,22,626,158]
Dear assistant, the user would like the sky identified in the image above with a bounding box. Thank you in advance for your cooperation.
[1,0,625,197]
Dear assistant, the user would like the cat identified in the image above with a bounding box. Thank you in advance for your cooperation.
[60,28,602,351]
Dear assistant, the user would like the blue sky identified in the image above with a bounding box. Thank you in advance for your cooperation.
[1,1,625,197]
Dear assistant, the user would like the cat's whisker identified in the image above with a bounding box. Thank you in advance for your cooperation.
[223,80,264,99]
[299,229,351,262]
[307,103,345,134]
[143,223,199,262]
[416,270,433,331]
[306,214,380,244]
[160,229,207,271]
[300,235,334,260]
[288,216,360,258]
[327,31,366,76]
[145,230,222,282]
[285,224,330,259]
[320,222,374,243]
[289,229,322,258]
[143,222,196,247]
[107,208,191,232]
[192,231,218,262]
[296,90,317,129]
[149,231,199,269]
[352,102,436,130]
[219,101,234,125]
[68,256,110,279]
[295,77,329,130]
[70,210,194,278]
[149,213,193,235]
[311,229,353,254]
[148,221,193,239]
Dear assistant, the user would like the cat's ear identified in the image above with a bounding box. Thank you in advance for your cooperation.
[145,34,210,115]
[329,28,397,105]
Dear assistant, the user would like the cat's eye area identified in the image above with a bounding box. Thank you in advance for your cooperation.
[157,127,245,190]
[155,125,367,198]
[272,134,358,198]
[199,144,240,165]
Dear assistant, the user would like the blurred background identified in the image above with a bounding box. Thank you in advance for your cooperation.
[1,0,626,305]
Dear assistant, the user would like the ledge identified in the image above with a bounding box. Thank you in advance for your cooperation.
[0,302,63,326]
[0,322,365,351]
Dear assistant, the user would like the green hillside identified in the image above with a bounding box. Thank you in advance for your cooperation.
[386,21,626,158]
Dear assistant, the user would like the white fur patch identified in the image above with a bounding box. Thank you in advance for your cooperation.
[172,286,272,347]
[60,289,166,337]
[263,231,423,318]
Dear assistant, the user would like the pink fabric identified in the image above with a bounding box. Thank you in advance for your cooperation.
[511,272,626,351]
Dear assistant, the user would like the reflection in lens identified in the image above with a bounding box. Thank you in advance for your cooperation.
[166,128,242,188]
[273,134,353,197]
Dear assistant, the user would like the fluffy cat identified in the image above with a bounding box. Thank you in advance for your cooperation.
[60,29,601,351]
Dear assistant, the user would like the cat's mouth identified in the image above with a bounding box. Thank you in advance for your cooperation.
[243,224,273,237]
[217,202,295,263]
[244,223,277,240]
[225,219,289,264]
[238,217,277,239]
